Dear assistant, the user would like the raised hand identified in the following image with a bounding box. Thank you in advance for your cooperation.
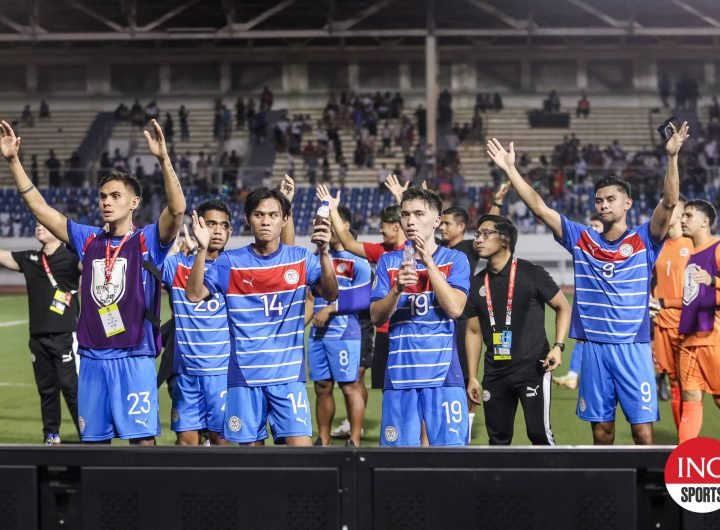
[316,184,341,210]
[191,210,210,251]
[665,121,690,157]
[384,173,409,204]
[0,121,21,160]
[486,138,516,173]
[144,119,169,160]
[494,181,511,203]
[279,174,296,203]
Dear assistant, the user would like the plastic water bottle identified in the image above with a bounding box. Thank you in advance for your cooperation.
[402,240,415,267]
[311,200,330,244]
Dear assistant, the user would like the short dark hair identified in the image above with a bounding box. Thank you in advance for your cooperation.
[98,169,142,197]
[477,214,518,253]
[442,206,469,227]
[244,187,291,219]
[594,175,631,197]
[685,199,717,226]
[197,199,232,221]
[337,205,352,224]
[380,204,401,224]
[590,214,602,223]
[400,187,443,216]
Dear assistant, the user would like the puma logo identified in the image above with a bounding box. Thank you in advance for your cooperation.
[135,418,149,427]
[448,427,460,435]
[642,405,652,412]
[295,417,308,427]
[243,278,254,288]
[62,352,73,363]
[526,385,540,397]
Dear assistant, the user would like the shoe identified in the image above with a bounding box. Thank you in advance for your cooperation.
[314,437,331,447]
[52,434,61,445]
[330,419,365,439]
[44,434,60,445]
[331,419,351,438]
[657,373,670,402]
[553,373,578,390]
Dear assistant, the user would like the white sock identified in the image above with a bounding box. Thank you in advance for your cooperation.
[468,412,476,443]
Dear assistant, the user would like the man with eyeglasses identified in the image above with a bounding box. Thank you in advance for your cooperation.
[464,214,570,444]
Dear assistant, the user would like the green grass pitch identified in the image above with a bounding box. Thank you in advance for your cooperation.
[0,293,717,445]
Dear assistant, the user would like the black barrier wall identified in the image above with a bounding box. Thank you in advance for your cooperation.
[0,447,718,530]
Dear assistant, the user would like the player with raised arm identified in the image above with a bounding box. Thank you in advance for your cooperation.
[0,119,185,444]
[185,188,338,446]
[486,122,688,445]
[308,204,372,447]
[162,200,234,446]
[370,187,470,446]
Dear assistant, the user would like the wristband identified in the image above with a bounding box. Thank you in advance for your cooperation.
[492,202,503,208]
[553,342,565,352]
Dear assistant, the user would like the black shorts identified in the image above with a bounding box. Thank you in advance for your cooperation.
[371,331,389,389]
[359,312,375,369]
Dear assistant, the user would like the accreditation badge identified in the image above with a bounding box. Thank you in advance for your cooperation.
[98,303,126,337]
[492,329,512,361]
[49,289,71,315]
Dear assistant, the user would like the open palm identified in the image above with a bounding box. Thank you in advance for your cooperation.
[0,121,21,159]
[665,121,689,157]
[144,119,168,159]
[486,138,515,172]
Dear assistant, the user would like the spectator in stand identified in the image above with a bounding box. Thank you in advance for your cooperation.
[65,152,83,187]
[415,105,427,139]
[145,100,159,122]
[353,140,365,168]
[493,92,503,112]
[576,93,591,118]
[710,96,720,121]
[196,151,209,183]
[30,154,39,186]
[39,100,50,119]
[134,157,145,181]
[260,86,274,111]
[235,97,246,130]
[391,92,404,119]
[21,105,34,127]
[179,105,190,142]
[252,108,267,144]
[381,122,393,156]
[130,99,144,127]
[544,90,561,112]
[163,112,174,145]
[46,150,61,188]
[114,102,129,122]
[446,129,460,162]
[212,108,222,140]
[659,74,671,108]
[246,98,256,129]
[222,105,233,140]
[377,163,390,193]
[303,141,319,186]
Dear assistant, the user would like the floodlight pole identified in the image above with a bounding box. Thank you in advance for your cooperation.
[425,0,437,160]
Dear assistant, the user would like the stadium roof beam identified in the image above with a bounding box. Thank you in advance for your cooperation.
[29,0,47,35]
[462,0,527,30]
[141,0,202,31]
[328,0,398,31]
[564,0,640,29]
[62,0,124,32]
[669,0,720,28]
[121,0,137,31]
[229,0,298,32]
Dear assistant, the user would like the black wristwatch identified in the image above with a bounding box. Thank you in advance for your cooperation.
[553,342,565,351]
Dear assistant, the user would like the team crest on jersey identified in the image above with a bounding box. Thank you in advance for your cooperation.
[482,389,491,402]
[336,263,347,274]
[479,286,486,297]
[680,247,690,257]
[619,244,634,258]
[171,408,179,423]
[384,426,399,442]
[284,269,300,285]
[90,257,127,307]
[79,416,86,434]
[683,264,701,305]
[578,397,587,413]
[228,416,242,432]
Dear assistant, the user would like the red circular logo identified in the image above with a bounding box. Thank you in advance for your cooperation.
[665,437,720,513]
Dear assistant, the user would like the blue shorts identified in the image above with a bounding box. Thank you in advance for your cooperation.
[577,341,659,424]
[78,356,160,442]
[171,373,227,434]
[380,386,468,447]
[223,381,312,444]
[308,338,360,383]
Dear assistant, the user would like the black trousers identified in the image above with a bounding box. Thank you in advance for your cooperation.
[482,370,555,446]
[28,332,79,437]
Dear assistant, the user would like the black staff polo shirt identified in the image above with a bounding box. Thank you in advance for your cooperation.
[12,247,80,336]
[464,256,560,380]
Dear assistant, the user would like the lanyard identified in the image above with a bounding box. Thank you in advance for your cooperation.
[104,228,135,284]
[40,254,59,289]
[484,257,518,330]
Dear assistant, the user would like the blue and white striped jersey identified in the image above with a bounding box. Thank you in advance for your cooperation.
[371,246,470,390]
[557,215,663,343]
[310,250,372,341]
[162,253,230,376]
[204,244,321,387]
